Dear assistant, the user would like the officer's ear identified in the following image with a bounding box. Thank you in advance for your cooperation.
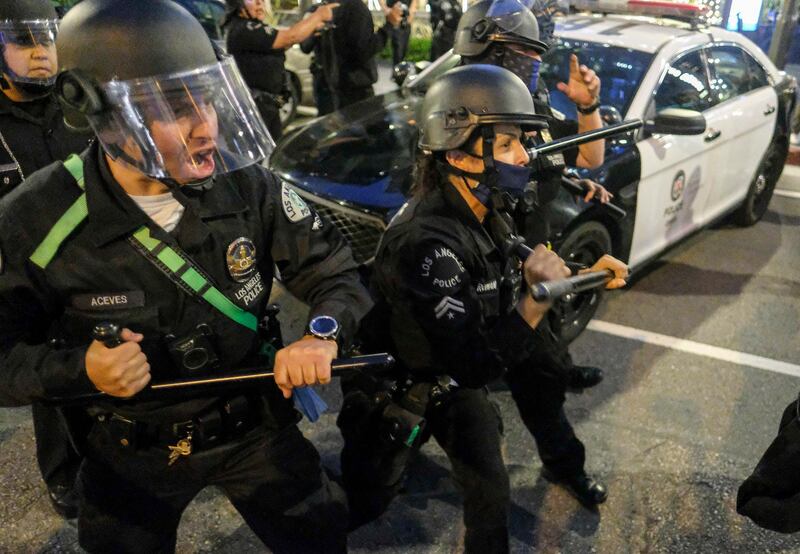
[446,148,481,173]
[54,69,105,131]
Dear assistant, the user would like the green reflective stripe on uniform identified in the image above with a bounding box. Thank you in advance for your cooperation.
[131,226,258,332]
[29,193,88,269]
[62,154,85,190]
[202,288,258,330]
[29,155,89,269]
[181,267,207,292]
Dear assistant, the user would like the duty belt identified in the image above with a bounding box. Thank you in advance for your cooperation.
[94,395,264,465]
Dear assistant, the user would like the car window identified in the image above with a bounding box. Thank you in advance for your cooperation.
[540,39,653,120]
[706,46,754,104]
[654,50,712,113]
[743,50,770,90]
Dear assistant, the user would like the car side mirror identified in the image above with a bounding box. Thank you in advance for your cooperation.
[645,108,707,136]
[599,105,622,125]
[393,61,416,87]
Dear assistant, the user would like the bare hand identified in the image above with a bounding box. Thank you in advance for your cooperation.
[579,179,613,203]
[386,4,403,27]
[556,54,601,110]
[581,254,628,289]
[274,336,338,399]
[314,2,338,22]
[521,243,571,287]
[85,329,151,398]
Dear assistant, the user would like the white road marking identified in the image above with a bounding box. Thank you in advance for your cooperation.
[774,188,800,200]
[587,320,800,378]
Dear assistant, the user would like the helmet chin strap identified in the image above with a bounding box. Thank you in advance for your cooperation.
[159,176,215,193]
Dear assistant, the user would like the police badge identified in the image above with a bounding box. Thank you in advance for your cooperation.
[226,237,257,283]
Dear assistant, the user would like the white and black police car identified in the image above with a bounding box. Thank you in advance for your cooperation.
[270,0,797,339]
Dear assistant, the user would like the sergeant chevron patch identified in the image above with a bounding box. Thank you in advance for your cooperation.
[435,296,465,320]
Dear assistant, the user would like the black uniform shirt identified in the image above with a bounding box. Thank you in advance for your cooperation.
[225,15,286,94]
[331,0,391,90]
[0,143,372,422]
[371,182,540,388]
[0,91,93,198]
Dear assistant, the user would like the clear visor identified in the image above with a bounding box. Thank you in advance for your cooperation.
[0,19,59,85]
[486,0,535,34]
[89,57,274,182]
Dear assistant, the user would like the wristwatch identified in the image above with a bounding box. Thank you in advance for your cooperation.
[305,315,340,342]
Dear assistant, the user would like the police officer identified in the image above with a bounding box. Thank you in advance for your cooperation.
[0,0,93,519]
[379,0,416,66]
[326,0,401,109]
[453,0,615,505]
[223,0,338,140]
[428,0,462,61]
[338,64,627,552]
[0,1,371,551]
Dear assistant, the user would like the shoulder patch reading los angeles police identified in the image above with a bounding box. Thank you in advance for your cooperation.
[417,244,466,295]
[281,183,312,223]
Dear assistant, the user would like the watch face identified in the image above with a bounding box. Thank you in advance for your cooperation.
[310,316,338,337]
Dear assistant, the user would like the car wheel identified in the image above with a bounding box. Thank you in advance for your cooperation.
[551,221,612,344]
[733,138,787,227]
[279,75,300,127]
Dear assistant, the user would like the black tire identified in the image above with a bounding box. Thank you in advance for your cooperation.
[279,74,300,127]
[551,221,612,344]
[733,138,787,227]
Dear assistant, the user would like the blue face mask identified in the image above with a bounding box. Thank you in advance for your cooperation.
[502,49,541,94]
[494,160,532,198]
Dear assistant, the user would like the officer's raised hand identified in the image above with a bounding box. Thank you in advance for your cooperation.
[556,54,601,110]
[273,336,337,399]
[85,329,151,397]
[580,254,628,289]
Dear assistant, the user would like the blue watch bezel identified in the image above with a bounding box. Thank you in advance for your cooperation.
[307,315,340,340]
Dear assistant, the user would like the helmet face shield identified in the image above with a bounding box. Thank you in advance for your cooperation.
[0,19,58,85]
[89,57,274,182]
[487,0,534,34]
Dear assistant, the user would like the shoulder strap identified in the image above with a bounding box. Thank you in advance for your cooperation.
[29,154,88,269]
[129,226,259,332]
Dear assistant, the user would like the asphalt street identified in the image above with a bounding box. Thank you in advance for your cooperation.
[2,173,800,552]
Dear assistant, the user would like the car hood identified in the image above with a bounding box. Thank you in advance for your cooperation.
[270,90,422,212]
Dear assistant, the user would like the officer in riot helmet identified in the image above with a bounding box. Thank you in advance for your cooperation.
[223,0,338,140]
[454,0,615,507]
[0,0,93,519]
[0,0,371,550]
[338,64,627,551]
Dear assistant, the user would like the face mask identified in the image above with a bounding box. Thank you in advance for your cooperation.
[495,160,532,198]
[502,49,541,94]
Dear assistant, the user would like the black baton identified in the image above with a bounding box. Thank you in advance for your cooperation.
[50,324,395,405]
[529,270,612,303]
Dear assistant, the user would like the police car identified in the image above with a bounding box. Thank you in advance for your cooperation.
[270,1,797,340]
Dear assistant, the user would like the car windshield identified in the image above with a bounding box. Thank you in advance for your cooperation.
[540,38,653,119]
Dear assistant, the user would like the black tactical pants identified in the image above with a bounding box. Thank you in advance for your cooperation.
[504,320,586,479]
[340,386,510,554]
[32,403,82,490]
[255,95,283,143]
[77,422,347,554]
[334,86,374,111]
[390,24,411,66]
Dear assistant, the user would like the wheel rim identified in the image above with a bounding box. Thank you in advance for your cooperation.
[552,234,605,333]
[751,143,783,218]
[279,90,296,125]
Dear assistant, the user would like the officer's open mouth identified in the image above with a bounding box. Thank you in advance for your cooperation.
[189,148,216,173]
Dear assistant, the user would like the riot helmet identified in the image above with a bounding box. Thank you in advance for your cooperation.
[453,0,548,59]
[419,64,547,201]
[55,0,273,184]
[0,0,60,94]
